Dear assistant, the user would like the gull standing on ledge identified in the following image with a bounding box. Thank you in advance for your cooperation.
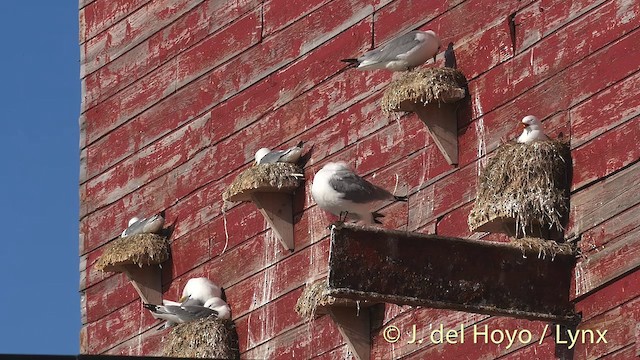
[120,211,165,237]
[341,30,441,71]
[254,141,305,165]
[311,162,408,224]
[517,115,549,143]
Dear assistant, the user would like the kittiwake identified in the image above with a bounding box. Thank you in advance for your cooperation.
[311,162,408,224]
[341,30,441,71]
[517,115,549,143]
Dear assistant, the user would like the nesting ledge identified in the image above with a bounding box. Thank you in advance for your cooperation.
[164,318,240,359]
[468,140,571,239]
[223,163,304,251]
[382,67,467,165]
[95,233,170,305]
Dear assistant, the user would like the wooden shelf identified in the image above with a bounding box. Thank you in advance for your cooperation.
[326,224,580,325]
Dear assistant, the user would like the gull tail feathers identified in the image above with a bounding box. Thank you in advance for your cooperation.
[143,303,159,311]
[394,195,409,202]
[341,58,359,68]
[373,211,385,224]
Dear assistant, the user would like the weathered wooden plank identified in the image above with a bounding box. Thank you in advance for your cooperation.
[572,226,640,299]
[79,0,97,10]
[571,70,640,148]
[208,18,372,150]
[235,287,304,352]
[599,345,638,360]
[81,0,205,77]
[469,0,640,125]
[82,22,376,188]
[576,269,640,323]
[81,0,262,112]
[225,238,330,320]
[241,316,344,360]
[104,327,166,356]
[84,272,138,323]
[571,116,640,191]
[580,203,640,258]
[83,0,373,150]
[572,297,640,359]
[84,112,212,205]
[263,0,333,36]
[83,300,158,354]
[311,344,354,360]
[81,68,389,220]
[79,0,151,44]
[497,335,557,360]
[402,317,547,360]
[514,0,610,52]
[567,161,640,240]
[408,159,476,231]
[460,28,640,169]
[81,9,261,157]
[371,307,487,359]
[373,0,464,47]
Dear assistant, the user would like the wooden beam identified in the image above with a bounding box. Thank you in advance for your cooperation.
[410,102,459,165]
[251,192,295,250]
[327,224,580,325]
[327,306,371,360]
[121,264,163,305]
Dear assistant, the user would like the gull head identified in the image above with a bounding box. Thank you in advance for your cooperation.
[424,30,441,50]
[521,115,542,129]
[321,161,352,173]
[254,148,271,164]
[204,297,231,319]
[180,277,222,303]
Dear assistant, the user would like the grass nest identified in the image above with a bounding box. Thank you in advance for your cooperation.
[295,280,368,320]
[222,163,303,202]
[513,237,575,261]
[163,318,240,359]
[95,233,169,272]
[468,140,571,237]
[381,67,467,113]
[295,280,335,320]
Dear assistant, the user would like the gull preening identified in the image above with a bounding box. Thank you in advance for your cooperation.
[120,211,165,237]
[144,277,229,329]
[341,30,441,71]
[311,162,408,224]
[254,141,305,165]
[517,115,549,143]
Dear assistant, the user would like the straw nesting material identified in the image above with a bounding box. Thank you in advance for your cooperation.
[95,233,169,272]
[163,318,240,359]
[381,67,467,113]
[295,280,336,320]
[468,140,571,237]
[222,163,303,202]
[513,237,575,261]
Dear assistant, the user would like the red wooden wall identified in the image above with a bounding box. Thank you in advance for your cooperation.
[78,0,640,358]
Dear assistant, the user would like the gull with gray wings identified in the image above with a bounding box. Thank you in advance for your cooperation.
[311,162,408,224]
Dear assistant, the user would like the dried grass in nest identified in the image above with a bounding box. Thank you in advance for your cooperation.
[95,233,169,272]
[295,280,335,320]
[163,318,240,359]
[468,140,571,237]
[513,237,575,261]
[381,67,467,113]
[295,280,367,320]
[222,163,303,202]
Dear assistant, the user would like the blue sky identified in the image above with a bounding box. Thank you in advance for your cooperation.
[0,1,80,355]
